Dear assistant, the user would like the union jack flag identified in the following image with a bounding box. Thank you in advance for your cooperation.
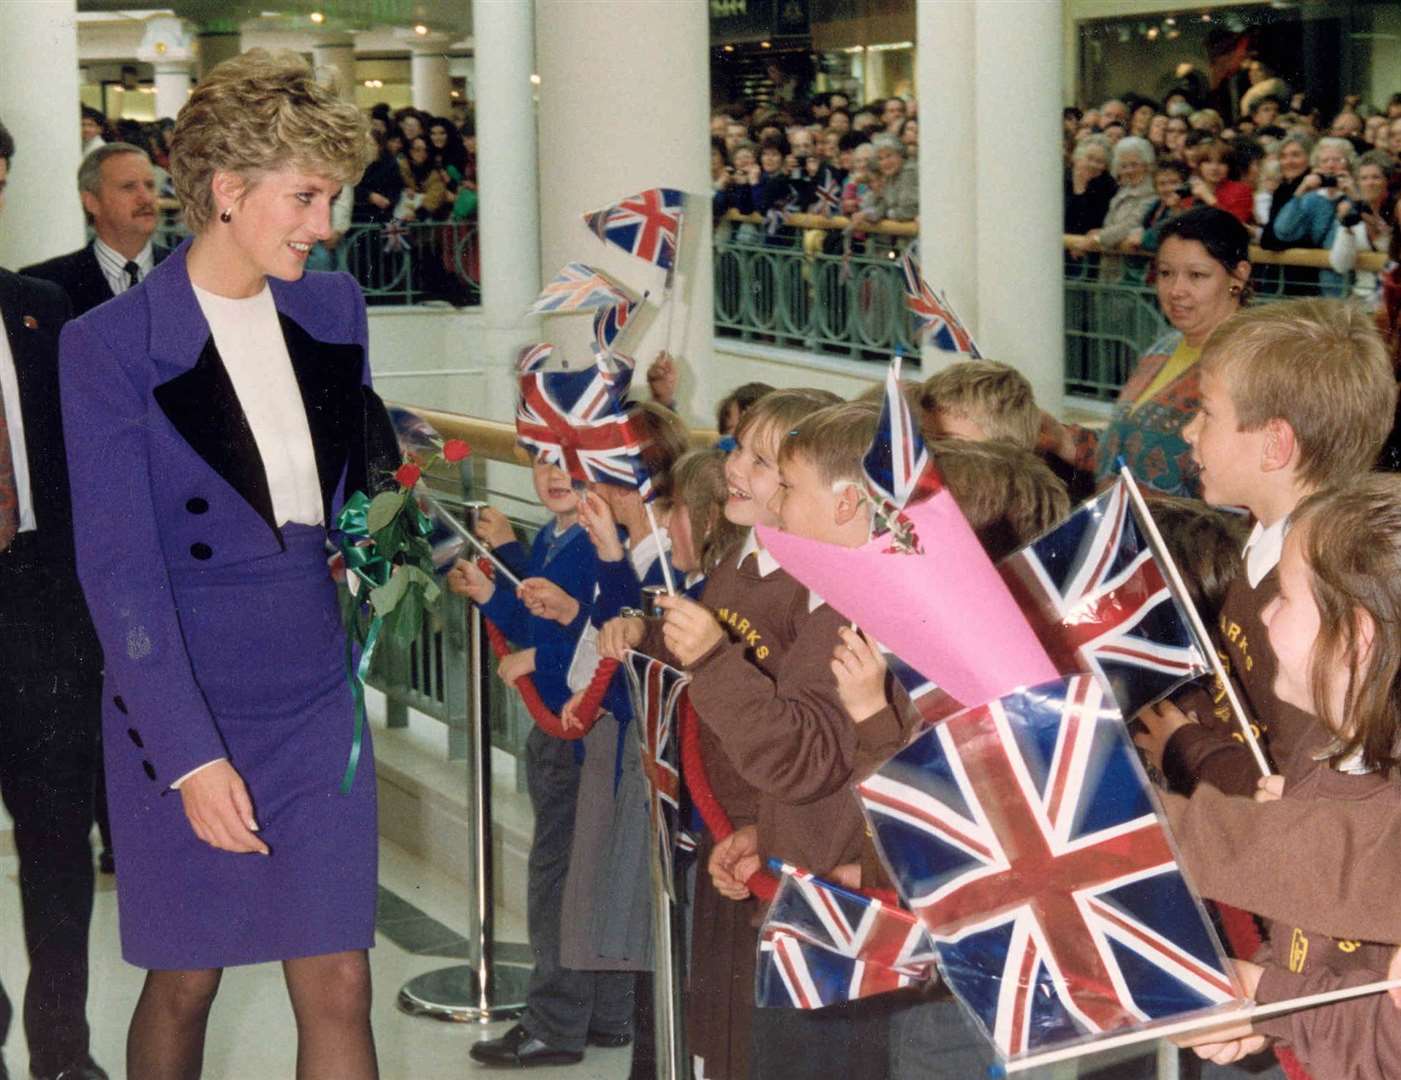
[863,353,943,519]
[757,863,937,1009]
[515,358,646,489]
[999,476,1211,721]
[516,342,555,375]
[900,245,982,357]
[584,188,685,270]
[859,675,1238,1059]
[808,167,841,216]
[593,294,641,359]
[382,217,410,254]
[528,262,634,316]
[623,651,690,902]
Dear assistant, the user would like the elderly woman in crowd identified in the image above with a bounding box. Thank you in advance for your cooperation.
[857,132,918,242]
[1064,135,1116,239]
[1068,136,1156,278]
[1045,207,1252,496]
[1272,135,1365,295]
[1331,149,1397,306]
[60,50,395,1079]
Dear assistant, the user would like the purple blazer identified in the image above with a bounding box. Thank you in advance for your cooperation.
[58,239,395,790]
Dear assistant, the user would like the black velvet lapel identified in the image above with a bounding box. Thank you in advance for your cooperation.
[280,313,365,524]
[153,335,279,538]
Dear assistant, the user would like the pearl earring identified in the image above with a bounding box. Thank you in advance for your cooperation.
[220,208,232,223]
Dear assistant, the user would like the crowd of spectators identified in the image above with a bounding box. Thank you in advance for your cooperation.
[708,90,918,249]
[352,103,477,226]
[1064,87,1401,307]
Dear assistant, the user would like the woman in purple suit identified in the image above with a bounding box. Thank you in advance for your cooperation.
[59,51,395,1079]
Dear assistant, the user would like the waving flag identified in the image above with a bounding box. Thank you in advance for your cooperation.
[515,356,645,488]
[593,294,641,359]
[516,342,555,375]
[529,262,635,316]
[859,675,1237,1060]
[809,167,841,216]
[900,245,981,357]
[584,188,685,270]
[862,353,943,522]
[757,863,937,1009]
[624,651,690,901]
[999,476,1211,720]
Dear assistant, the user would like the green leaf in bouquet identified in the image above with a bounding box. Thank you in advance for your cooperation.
[390,587,424,648]
[369,566,410,617]
[367,489,409,534]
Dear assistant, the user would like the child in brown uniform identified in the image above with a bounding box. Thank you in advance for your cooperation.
[654,402,922,1080]
[1134,298,1396,796]
[599,389,838,1080]
[1178,477,1401,1078]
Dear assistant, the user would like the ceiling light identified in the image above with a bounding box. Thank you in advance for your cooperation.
[414,23,428,35]
[309,11,324,23]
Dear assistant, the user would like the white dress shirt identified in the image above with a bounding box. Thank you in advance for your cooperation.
[93,236,155,298]
[0,307,36,533]
[1242,516,1289,589]
[192,283,323,528]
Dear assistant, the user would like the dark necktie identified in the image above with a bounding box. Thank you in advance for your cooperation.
[124,261,140,289]
[0,375,17,552]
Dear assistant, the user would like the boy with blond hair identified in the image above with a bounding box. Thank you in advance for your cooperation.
[918,360,1040,448]
[1137,297,1397,795]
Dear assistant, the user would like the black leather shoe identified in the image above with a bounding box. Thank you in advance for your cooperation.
[32,1057,109,1080]
[469,1024,583,1068]
[586,1029,632,1048]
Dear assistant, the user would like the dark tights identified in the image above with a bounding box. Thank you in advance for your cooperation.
[126,950,377,1080]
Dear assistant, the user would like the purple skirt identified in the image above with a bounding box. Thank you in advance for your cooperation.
[107,525,377,970]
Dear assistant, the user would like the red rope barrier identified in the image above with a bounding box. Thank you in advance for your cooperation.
[475,559,618,741]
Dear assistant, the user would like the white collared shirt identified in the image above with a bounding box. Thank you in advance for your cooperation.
[738,527,781,577]
[1243,517,1289,589]
[93,236,155,299]
[0,308,35,533]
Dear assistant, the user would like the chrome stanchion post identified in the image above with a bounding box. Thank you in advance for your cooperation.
[398,501,530,1022]
[639,586,686,1080]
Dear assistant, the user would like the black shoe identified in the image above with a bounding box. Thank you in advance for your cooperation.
[32,1057,109,1080]
[469,1024,583,1068]
[98,851,115,875]
[585,1029,632,1048]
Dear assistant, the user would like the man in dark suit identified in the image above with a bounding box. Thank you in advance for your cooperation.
[0,122,108,1080]
[21,142,170,317]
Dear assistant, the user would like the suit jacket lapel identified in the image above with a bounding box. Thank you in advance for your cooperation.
[78,244,116,315]
[152,335,279,538]
[0,272,63,534]
[280,312,365,523]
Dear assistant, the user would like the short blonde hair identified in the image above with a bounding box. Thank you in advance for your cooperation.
[932,440,1069,559]
[733,388,842,457]
[779,401,880,486]
[1201,298,1396,487]
[919,361,1040,449]
[170,49,373,232]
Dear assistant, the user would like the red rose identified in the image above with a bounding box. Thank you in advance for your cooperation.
[395,463,422,488]
[442,439,471,463]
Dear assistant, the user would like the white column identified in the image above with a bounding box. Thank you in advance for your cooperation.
[410,35,453,117]
[139,16,197,120]
[474,0,541,423]
[536,0,713,420]
[313,36,358,103]
[0,0,83,269]
[973,0,1063,414]
[916,0,977,373]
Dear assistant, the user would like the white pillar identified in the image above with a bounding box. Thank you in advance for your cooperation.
[916,0,977,372]
[0,0,84,269]
[973,0,1063,414]
[474,0,541,423]
[139,16,197,120]
[536,0,713,420]
[313,36,358,103]
[410,35,453,117]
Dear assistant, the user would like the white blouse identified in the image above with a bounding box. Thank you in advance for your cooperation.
[193,283,323,527]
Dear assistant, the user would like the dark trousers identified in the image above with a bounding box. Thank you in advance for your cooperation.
[522,726,634,1052]
[751,996,890,1080]
[0,660,101,1076]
